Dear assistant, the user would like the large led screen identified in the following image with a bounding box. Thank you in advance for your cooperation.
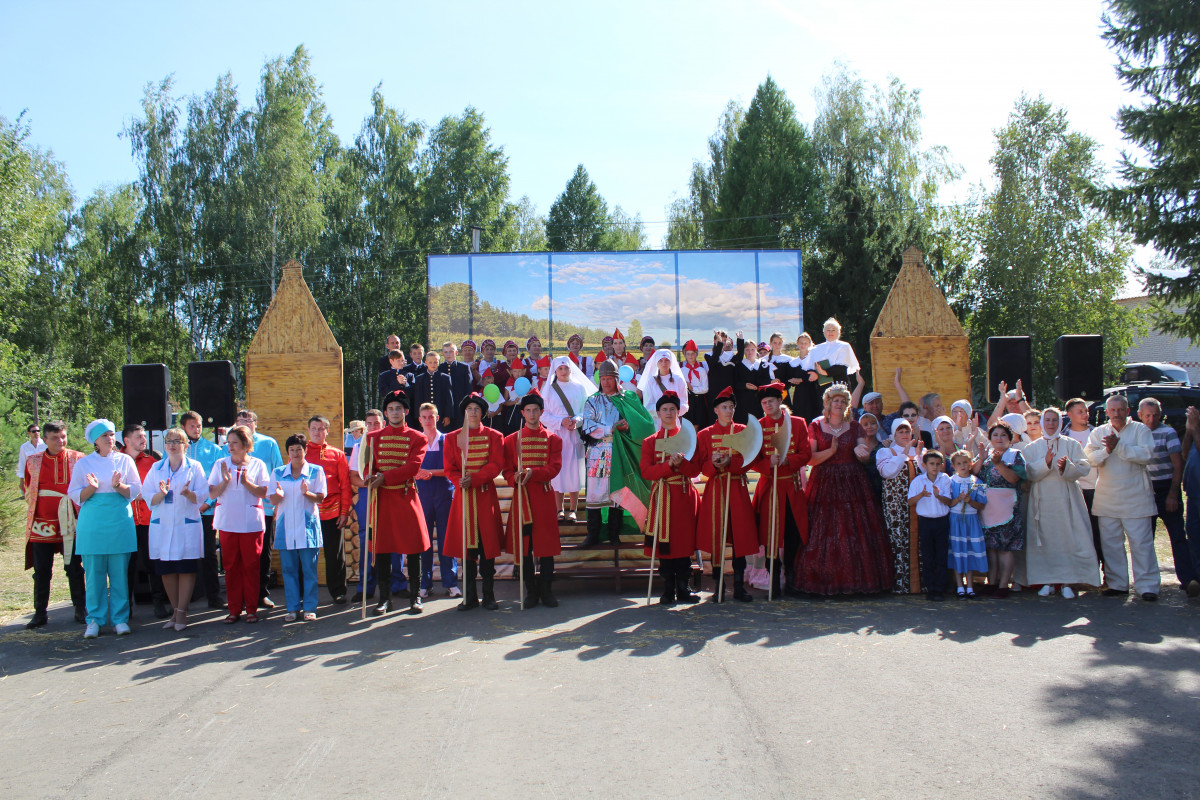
[428,250,802,353]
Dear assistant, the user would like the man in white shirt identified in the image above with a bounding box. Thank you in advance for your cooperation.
[16,423,46,496]
[1084,394,1160,600]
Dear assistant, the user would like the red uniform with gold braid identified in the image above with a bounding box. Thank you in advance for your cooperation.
[694,422,759,558]
[502,426,563,557]
[444,425,505,560]
[23,447,87,625]
[640,428,701,559]
[750,412,812,547]
[364,423,430,555]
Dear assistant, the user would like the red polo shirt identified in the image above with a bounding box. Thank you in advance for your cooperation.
[129,450,158,526]
[305,440,352,521]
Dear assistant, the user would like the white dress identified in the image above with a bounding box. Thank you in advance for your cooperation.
[1016,435,1099,585]
[542,355,597,494]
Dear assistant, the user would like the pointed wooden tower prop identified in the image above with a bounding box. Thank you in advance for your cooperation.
[245,260,344,444]
[245,260,346,586]
[870,247,970,408]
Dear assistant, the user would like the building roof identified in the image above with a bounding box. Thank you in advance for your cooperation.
[246,260,340,355]
[871,246,966,339]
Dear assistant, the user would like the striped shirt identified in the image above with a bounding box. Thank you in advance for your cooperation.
[1147,424,1181,483]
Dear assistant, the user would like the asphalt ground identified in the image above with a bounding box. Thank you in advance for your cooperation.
[1,578,1198,800]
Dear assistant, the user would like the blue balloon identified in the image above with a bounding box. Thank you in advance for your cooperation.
[618,364,635,383]
[513,376,532,396]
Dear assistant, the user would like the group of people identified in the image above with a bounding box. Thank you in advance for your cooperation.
[20,318,1200,635]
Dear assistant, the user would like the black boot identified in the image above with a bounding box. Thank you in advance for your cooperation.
[67,559,87,624]
[675,560,701,603]
[658,561,677,606]
[457,558,479,610]
[733,557,753,602]
[481,559,499,610]
[607,508,624,544]
[710,566,726,603]
[28,569,51,629]
[538,557,558,608]
[373,555,394,615]
[581,508,602,547]
[407,554,423,614]
[768,559,784,600]
[521,555,540,608]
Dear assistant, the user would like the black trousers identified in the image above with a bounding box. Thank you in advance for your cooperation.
[258,515,276,596]
[918,515,950,594]
[376,551,421,602]
[129,523,166,604]
[1080,488,1104,569]
[30,541,85,614]
[200,514,222,602]
[320,517,347,598]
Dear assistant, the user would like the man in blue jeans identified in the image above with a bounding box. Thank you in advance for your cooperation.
[1140,398,1198,595]
[1180,406,1200,597]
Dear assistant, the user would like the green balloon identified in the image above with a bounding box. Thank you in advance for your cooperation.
[483,383,501,404]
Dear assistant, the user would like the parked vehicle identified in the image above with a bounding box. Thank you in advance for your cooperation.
[1089,383,1200,439]
[1120,361,1191,385]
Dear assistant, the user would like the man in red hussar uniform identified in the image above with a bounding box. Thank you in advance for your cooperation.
[640,391,702,605]
[445,393,506,611]
[362,391,430,615]
[503,389,563,608]
[694,386,758,602]
[750,382,812,599]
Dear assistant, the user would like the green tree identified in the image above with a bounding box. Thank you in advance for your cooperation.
[419,107,519,255]
[711,77,822,250]
[1092,0,1200,338]
[546,164,609,251]
[627,318,644,344]
[665,101,744,249]
[806,66,958,376]
[601,206,647,250]
[969,96,1139,403]
[512,196,547,251]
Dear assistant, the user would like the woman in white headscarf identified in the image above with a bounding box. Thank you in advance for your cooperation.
[1001,413,1030,450]
[1016,407,1099,597]
[542,355,598,521]
[951,400,987,452]
[638,349,689,429]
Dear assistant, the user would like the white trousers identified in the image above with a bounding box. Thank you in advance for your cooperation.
[1098,516,1160,594]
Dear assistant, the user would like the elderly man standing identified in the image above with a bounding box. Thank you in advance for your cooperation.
[1138,397,1197,596]
[1085,394,1160,601]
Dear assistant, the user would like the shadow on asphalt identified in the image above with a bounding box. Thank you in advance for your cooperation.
[2,578,1199,800]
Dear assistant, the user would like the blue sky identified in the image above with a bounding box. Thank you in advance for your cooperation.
[2,1,1134,253]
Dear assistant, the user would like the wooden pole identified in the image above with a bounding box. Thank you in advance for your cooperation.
[768,461,779,601]
[517,429,525,611]
[461,426,470,596]
[362,440,375,622]
[717,471,731,601]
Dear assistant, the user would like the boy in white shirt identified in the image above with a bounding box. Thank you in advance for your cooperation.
[908,450,955,601]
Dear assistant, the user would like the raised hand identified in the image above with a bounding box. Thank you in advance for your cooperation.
[159,479,170,495]
[997,380,1008,399]
[221,461,231,481]
[1056,456,1068,474]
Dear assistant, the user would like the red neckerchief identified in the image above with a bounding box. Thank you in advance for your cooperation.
[683,360,702,383]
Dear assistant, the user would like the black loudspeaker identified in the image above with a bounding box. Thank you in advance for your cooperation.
[122,364,171,430]
[986,337,1032,404]
[188,361,238,428]
[1054,335,1104,401]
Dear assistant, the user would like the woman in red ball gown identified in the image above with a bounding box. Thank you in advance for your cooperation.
[794,384,893,594]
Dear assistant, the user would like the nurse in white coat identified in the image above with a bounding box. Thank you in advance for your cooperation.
[542,355,598,521]
[1017,409,1098,596]
[142,426,210,631]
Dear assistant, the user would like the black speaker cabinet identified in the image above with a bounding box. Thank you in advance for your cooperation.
[188,360,238,428]
[1054,335,1104,401]
[986,337,1033,404]
[122,364,171,430]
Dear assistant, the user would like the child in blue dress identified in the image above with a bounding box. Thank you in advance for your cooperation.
[948,449,988,598]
